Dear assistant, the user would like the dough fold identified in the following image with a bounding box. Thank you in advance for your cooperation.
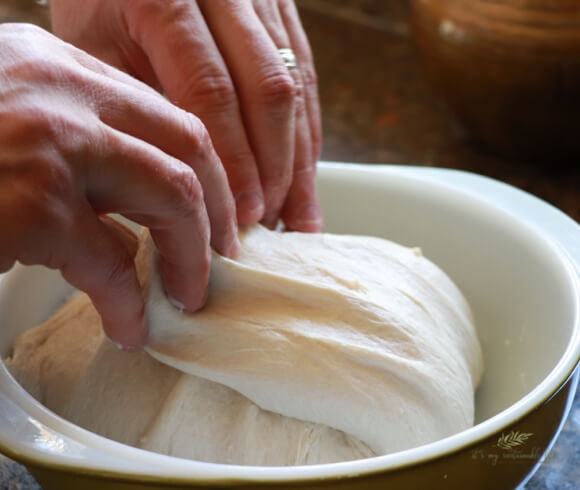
[6,225,483,465]
[144,225,483,455]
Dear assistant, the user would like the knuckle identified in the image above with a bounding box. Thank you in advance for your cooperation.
[5,104,54,141]
[5,55,64,88]
[0,27,70,86]
[8,102,88,157]
[180,112,210,148]
[174,69,238,114]
[256,71,297,109]
[172,167,205,212]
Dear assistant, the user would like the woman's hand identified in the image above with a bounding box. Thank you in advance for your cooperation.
[0,24,238,350]
[50,0,323,231]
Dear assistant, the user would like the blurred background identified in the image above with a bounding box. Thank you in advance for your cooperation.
[297,0,580,221]
[0,0,579,489]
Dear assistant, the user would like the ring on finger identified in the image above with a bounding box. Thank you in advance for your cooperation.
[278,48,297,69]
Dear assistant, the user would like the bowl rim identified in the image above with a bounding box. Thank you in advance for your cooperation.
[1,162,579,484]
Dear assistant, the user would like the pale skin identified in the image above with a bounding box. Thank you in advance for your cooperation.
[50,0,324,231]
[0,0,322,351]
[0,24,239,350]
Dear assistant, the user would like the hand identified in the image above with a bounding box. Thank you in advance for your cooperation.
[50,0,323,231]
[0,24,238,350]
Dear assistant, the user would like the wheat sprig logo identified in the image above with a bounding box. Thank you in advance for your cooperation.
[496,430,533,450]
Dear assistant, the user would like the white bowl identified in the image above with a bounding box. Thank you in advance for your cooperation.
[1,163,579,490]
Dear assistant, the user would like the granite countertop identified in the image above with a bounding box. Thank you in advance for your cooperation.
[1,0,579,488]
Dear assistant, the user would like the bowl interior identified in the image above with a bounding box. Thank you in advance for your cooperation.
[316,166,578,424]
[0,164,578,468]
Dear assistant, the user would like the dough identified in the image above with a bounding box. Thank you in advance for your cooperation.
[6,291,374,465]
[145,225,483,455]
[6,225,483,465]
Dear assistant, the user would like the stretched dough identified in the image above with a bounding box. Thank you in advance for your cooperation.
[6,225,482,465]
[6,291,374,465]
[144,225,483,455]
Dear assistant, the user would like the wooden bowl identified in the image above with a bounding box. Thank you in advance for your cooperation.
[411,0,580,163]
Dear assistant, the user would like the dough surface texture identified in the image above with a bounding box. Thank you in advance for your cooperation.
[6,225,483,465]
[6,292,374,465]
[145,225,483,455]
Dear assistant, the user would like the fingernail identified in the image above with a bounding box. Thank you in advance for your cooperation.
[168,295,185,313]
[102,305,147,352]
[236,191,264,224]
[106,336,143,352]
[168,289,208,312]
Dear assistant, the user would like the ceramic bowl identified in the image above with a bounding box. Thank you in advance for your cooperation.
[1,163,579,490]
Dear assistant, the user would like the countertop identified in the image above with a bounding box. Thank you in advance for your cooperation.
[1,0,579,488]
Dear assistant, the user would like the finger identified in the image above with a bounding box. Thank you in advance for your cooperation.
[278,0,323,164]
[280,119,323,232]
[253,0,323,231]
[84,122,217,313]
[199,0,297,227]
[123,0,265,226]
[74,40,240,265]
[91,74,239,259]
[60,206,147,351]
[100,215,139,258]
[0,170,145,350]
[10,46,232,314]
